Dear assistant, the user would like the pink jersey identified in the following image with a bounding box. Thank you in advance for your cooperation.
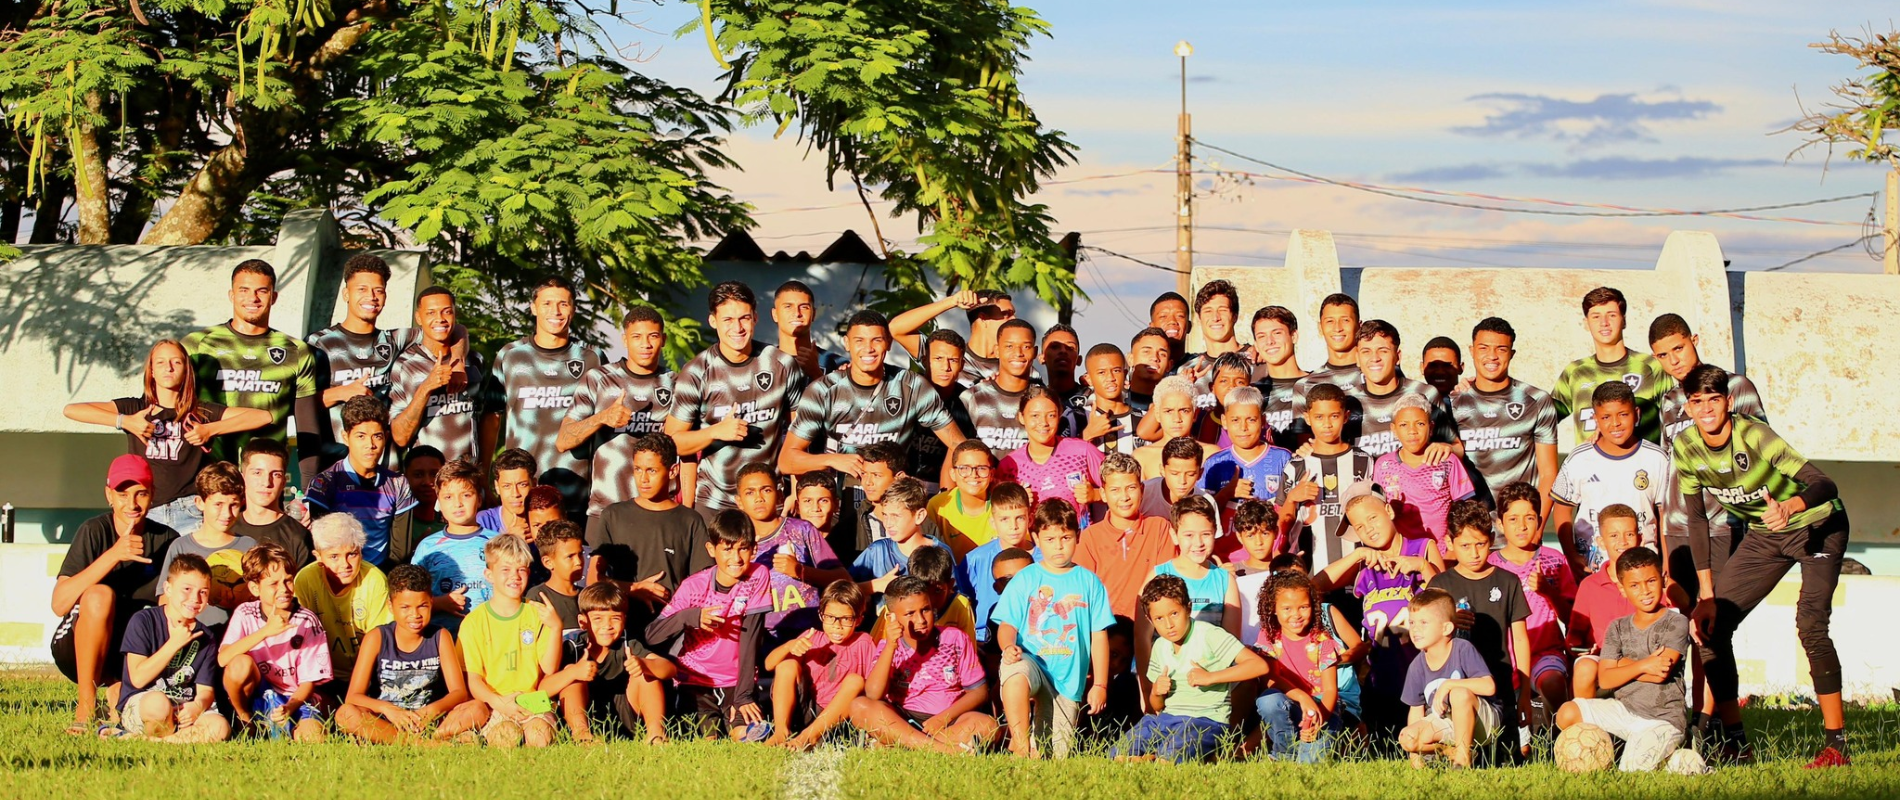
[220,603,333,693]
[1370,451,1475,552]
[803,630,875,708]
[998,438,1104,520]
[661,564,775,688]
[1489,547,1578,657]
[1261,627,1344,697]
[886,625,985,717]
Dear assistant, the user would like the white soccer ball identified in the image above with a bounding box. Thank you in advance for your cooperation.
[1666,748,1709,775]
[1553,723,1615,773]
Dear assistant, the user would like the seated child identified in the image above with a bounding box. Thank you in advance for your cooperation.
[1554,546,1691,772]
[113,554,232,742]
[525,520,587,647]
[794,470,842,545]
[1566,504,1664,699]
[1138,496,1240,683]
[1254,570,1345,762]
[646,510,775,741]
[848,576,1000,753]
[765,580,875,749]
[1369,395,1476,556]
[1265,554,1366,728]
[1425,501,1532,747]
[157,461,259,630]
[336,564,484,743]
[1076,618,1142,743]
[295,514,393,704]
[410,458,498,632]
[462,534,563,748]
[849,476,950,598]
[219,542,334,741]
[958,482,1036,642]
[1315,482,1442,733]
[872,545,976,641]
[929,440,998,558]
[1113,575,1268,763]
[543,581,677,744]
[1398,588,1500,768]
[994,500,1115,758]
[1486,482,1578,723]
[738,463,847,587]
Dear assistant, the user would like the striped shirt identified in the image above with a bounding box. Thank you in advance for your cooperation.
[484,336,606,488]
[303,461,419,567]
[668,342,808,511]
[386,343,491,462]
[563,362,675,516]
[1284,448,1375,568]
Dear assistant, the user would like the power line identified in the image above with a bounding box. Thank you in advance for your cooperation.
[1078,244,1188,274]
[1763,235,1879,272]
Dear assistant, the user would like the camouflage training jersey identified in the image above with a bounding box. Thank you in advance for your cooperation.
[961,379,1032,459]
[959,352,1000,388]
[306,324,419,444]
[1254,374,1309,450]
[1552,351,1673,447]
[789,367,952,455]
[668,341,808,511]
[1672,416,1839,534]
[563,361,674,517]
[484,336,606,488]
[1658,371,1767,542]
[1302,360,1362,392]
[1450,378,1560,499]
[184,322,318,463]
[908,383,973,481]
[385,343,490,463]
[1342,377,1458,458]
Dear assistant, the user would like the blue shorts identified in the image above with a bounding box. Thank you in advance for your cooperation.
[1111,713,1229,763]
[251,687,323,737]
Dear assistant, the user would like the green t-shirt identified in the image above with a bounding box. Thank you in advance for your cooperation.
[1552,351,1673,447]
[184,323,318,462]
[1671,416,1838,534]
[1146,620,1246,722]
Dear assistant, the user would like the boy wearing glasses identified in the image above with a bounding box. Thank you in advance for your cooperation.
[929,440,997,558]
[764,580,876,748]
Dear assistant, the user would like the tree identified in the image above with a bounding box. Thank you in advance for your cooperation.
[1785,27,1900,271]
[689,0,1079,313]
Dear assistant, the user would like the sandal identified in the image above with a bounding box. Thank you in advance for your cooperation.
[64,720,91,736]
[96,725,127,739]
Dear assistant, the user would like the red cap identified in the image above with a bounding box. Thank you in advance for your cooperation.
[107,454,154,491]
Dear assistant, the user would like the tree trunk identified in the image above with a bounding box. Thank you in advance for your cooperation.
[71,94,113,245]
[1,200,20,244]
[140,140,260,245]
[28,176,68,243]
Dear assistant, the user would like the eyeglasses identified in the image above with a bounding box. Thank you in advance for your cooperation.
[954,465,993,475]
[820,614,859,625]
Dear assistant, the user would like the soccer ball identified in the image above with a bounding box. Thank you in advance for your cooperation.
[1553,724,1615,773]
[1666,748,1709,775]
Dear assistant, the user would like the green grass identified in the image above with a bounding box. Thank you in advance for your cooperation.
[3,669,1897,800]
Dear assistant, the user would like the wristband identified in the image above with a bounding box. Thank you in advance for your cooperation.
[114,413,124,432]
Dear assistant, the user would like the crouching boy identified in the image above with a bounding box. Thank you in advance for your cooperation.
[219,542,333,741]
[849,577,1000,753]
[113,554,231,742]
[1398,588,1500,768]
[544,581,677,744]
[336,564,484,743]
[1555,546,1691,771]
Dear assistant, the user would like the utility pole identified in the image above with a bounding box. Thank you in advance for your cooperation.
[1175,40,1194,296]
[1886,166,1897,275]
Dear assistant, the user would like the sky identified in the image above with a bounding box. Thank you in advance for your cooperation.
[603,1,1896,344]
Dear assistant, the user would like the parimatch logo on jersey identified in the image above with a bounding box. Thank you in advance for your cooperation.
[831,424,902,448]
[427,393,475,416]
[713,401,776,425]
[515,385,574,411]
[1460,427,1524,453]
[217,369,284,393]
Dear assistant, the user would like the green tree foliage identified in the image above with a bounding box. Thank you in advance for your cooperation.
[1787,28,1900,167]
[688,0,1079,312]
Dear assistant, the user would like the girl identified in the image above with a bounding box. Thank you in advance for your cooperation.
[996,387,1103,522]
[1137,496,1241,690]
[1253,570,1345,762]
[63,340,269,530]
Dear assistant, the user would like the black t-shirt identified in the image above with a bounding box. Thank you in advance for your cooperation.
[232,514,313,571]
[526,583,582,638]
[587,502,714,593]
[1426,567,1529,693]
[113,398,230,507]
[57,514,181,604]
[564,635,655,709]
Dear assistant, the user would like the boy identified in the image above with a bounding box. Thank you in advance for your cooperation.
[410,458,497,632]
[872,546,978,641]
[737,463,846,586]
[461,534,563,748]
[1567,504,1667,698]
[1550,380,1669,576]
[994,499,1114,758]
[113,554,231,742]
[157,462,259,629]
[1315,482,1441,733]
[219,542,333,741]
[958,482,1036,642]
[1555,546,1692,772]
[1248,305,1309,448]
[1113,574,1266,763]
[476,448,536,538]
[1077,453,1178,621]
[1200,386,1294,537]
[293,513,392,697]
[303,395,418,568]
[928,440,997,558]
[1127,327,1174,414]
[232,438,315,569]
[962,318,1040,458]
[1552,286,1672,447]
[335,564,484,743]
[1281,384,1375,571]
[1134,377,1212,479]
[765,580,876,749]
[837,442,912,557]
[400,445,448,545]
[525,520,587,646]
[1230,501,1281,644]
[525,486,567,542]
[543,581,678,744]
[848,576,1000,753]
[1397,588,1500,768]
[1370,394,1477,555]
[1487,482,1577,723]
[849,477,950,597]
[589,433,712,610]
[646,510,775,740]
[1139,437,1211,521]
[906,329,978,492]
[1425,501,1532,746]
[1075,343,1142,455]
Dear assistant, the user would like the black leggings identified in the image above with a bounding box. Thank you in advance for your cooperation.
[1699,511,1848,700]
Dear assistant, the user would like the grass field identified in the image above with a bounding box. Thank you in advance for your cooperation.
[4,669,1898,800]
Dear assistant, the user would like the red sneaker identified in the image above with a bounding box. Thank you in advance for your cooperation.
[1804,746,1850,769]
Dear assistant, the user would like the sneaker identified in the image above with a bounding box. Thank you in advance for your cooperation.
[1717,739,1756,766]
[1804,746,1849,769]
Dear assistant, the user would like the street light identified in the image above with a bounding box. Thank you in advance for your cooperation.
[1174,40,1193,294]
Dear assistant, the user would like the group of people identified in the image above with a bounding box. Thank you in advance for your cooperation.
[46,255,1853,770]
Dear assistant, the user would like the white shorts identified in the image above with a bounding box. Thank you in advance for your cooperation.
[120,691,226,738]
[1420,697,1502,746]
[998,657,1083,757]
[1571,698,1683,772]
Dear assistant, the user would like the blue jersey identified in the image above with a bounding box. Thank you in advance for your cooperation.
[847,536,951,584]
[956,539,1042,643]
[411,529,497,629]
[1200,444,1294,532]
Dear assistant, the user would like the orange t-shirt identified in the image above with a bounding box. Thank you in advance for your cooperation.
[1074,516,1178,620]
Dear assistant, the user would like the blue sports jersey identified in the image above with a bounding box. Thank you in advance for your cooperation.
[410,529,497,630]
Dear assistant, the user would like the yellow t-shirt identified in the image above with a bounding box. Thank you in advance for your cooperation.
[927,489,993,559]
[460,601,553,695]
[292,561,393,676]
[871,594,977,642]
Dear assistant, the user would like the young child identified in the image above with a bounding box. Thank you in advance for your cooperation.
[401,445,449,544]
[1566,504,1663,699]
[1550,380,1669,575]
[410,458,497,632]
[1398,588,1500,768]
[1140,436,1211,520]
[476,448,537,538]
[461,534,563,748]
[1266,554,1367,730]
[1254,570,1345,762]
[1316,482,1441,733]
[1554,546,1692,772]
[794,471,841,541]
[993,499,1115,758]
[840,441,907,555]
[1425,500,1532,749]
[543,581,677,744]
[1200,387,1294,540]
[157,462,259,630]
[848,576,1000,753]
[765,580,876,749]
[872,545,977,641]
[303,395,417,569]
[1487,482,1578,723]
[1281,383,1376,571]
[849,477,949,598]
[218,542,334,741]
[525,520,587,647]
[737,463,846,587]
[1228,500,1280,578]
[233,438,315,569]
[1076,342,1142,456]
[336,564,484,744]
[1134,377,1215,480]
[1138,497,1241,679]
[958,482,1036,642]
[929,440,997,558]
[1369,394,1476,555]
[294,513,393,698]
[998,386,1104,522]
[1113,575,1267,763]
[112,554,231,742]
[525,486,567,543]
[646,510,775,740]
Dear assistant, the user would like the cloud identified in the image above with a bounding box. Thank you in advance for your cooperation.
[1454,92,1721,148]
[1388,163,1512,183]
[1524,156,1777,180]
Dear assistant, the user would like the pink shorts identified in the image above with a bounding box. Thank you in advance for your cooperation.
[1531,652,1569,683]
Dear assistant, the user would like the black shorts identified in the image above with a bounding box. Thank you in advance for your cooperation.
[1664,533,1741,604]
[901,707,935,730]
[49,599,148,684]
